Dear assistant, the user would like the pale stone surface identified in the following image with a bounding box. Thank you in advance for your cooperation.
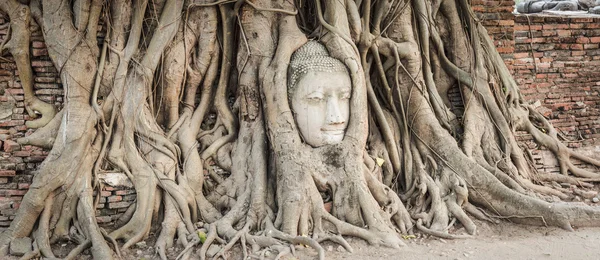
[0,97,15,120]
[99,172,134,188]
[591,0,600,13]
[290,71,351,147]
[516,0,599,14]
[10,237,32,256]
[207,244,220,258]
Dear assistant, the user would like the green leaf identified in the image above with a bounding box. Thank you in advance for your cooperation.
[402,234,416,240]
[375,157,385,166]
[198,231,207,243]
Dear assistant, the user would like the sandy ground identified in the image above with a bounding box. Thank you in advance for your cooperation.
[292,220,600,260]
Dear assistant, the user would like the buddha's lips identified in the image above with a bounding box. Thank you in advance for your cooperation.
[321,129,345,135]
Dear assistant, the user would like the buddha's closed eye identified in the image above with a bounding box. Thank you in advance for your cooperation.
[306,92,324,102]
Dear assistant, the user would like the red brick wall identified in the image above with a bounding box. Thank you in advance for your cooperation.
[510,14,600,174]
[470,4,600,173]
[471,5,600,145]
[512,15,600,147]
[472,0,516,62]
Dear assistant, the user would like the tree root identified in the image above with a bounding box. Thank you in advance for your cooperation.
[514,105,600,179]
[33,192,54,258]
[18,247,40,260]
[415,219,471,239]
[16,110,62,148]
[64,240,91,260]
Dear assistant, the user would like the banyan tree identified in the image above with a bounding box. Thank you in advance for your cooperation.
[1,0,600,259]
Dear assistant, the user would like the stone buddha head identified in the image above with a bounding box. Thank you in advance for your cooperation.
[288,41,351,147]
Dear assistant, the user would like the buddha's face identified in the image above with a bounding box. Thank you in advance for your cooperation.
[291,70,351,147]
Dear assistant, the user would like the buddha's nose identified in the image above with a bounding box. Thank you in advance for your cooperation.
[326,98,345,125]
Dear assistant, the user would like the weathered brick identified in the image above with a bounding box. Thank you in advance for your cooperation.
[32,49,48,57]
[0,120,25,128]
[34,77,56,83]
[96,216,112,223]
[570,44,584,50]
[12,151,30,157]
[115,189,135,195]
[0,170,14,177]
[23,156,46,163]
[557,30,571,37]
[576,37,590,44]
[108,202,130,209]
[34,89,62,95]
[31,41,45,48]
[34,83,59,89]
[107,195,122,202]
[4,190,27,196]
[30,60,54,67]
[2,140,19,153]
[122,194,136,201]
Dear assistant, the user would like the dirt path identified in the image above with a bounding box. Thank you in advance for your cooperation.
[295,220,600,260]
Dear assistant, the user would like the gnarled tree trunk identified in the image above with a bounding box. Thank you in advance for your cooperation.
[1,0,599,259]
